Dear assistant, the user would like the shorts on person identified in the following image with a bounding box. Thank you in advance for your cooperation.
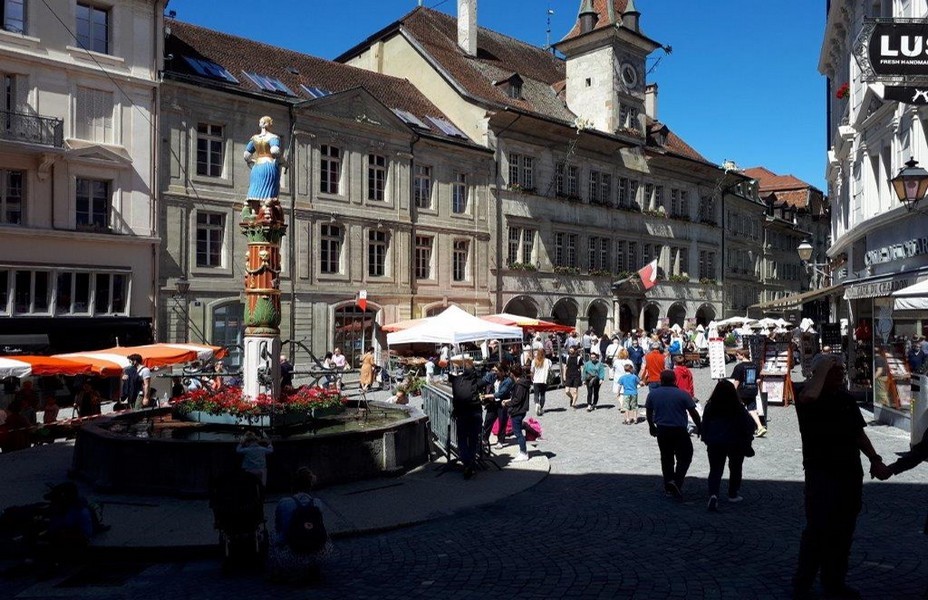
[620,393,638,412]
[565,375,582,388]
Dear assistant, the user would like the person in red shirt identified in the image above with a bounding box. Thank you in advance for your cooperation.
[673,355,695,399]
[640,343,666,390]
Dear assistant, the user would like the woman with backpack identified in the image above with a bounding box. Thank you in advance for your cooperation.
[701,380,756,512]
[268,467,331,584]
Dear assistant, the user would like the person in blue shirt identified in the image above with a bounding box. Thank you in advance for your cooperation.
[646,370,701,498]
[582,351,608,412]
[627,338,645,375]
[617,363,641,425]
[481,364,513,452]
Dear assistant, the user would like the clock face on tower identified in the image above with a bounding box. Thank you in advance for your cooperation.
[620,62,639,89]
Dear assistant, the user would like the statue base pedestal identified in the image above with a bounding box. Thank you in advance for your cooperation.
[243,335,281,400]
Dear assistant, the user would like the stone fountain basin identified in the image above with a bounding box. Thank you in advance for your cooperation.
[70,402,429,496]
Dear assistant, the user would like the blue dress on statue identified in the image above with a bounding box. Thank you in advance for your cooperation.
[245,135,281,200]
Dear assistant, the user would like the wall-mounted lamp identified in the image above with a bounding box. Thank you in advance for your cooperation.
[890,157,928,212]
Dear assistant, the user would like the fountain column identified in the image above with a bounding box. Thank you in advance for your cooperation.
[239,116,287,400]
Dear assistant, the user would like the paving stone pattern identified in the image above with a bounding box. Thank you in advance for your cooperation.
[4,364,928,599]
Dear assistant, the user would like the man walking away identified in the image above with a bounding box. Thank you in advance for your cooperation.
[640,343,666,391]
[792,356,887,600]
[730,350,766,437]
[450,360,485,479]
[646,370,701,498]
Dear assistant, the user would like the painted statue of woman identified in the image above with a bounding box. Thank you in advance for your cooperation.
[243,115,281,200]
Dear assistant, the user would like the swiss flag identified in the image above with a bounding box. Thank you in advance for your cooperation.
[637,259,659,291]
[357,290,367,311]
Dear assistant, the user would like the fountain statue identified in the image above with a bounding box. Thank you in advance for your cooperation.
[240,115,286,400]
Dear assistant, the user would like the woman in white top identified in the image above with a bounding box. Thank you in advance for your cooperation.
[531,349,552,416]
[612,348,634,398]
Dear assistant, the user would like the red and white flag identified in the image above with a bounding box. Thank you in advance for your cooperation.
[357,289,368,311]
[637,259,659,291]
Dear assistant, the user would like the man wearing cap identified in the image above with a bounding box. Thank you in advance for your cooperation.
[792,356,887,600]
[645,369,701,498]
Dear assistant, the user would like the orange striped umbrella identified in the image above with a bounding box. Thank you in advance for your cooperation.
[0,355,100,378]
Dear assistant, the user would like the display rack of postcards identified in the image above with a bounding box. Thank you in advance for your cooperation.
[761,340,794,406]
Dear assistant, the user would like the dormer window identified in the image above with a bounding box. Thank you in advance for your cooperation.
[495,74,523,100]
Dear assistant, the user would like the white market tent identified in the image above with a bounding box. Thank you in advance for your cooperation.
[892,279,928,311]
[386,305,523,345]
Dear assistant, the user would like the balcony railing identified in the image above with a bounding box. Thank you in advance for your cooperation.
[0,109,64,148]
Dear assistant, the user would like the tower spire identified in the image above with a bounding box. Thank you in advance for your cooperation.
[578,0,597,34]
[622,0,641,32]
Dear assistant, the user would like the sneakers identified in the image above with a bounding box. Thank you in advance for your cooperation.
[587,405,594,412]
[665,481,683,499]
[756,426,768,438]
[707,495,718,512]
[494,442,504,449]
[513,452,530,462]
[728,495,744,503]
[536,404,543,416]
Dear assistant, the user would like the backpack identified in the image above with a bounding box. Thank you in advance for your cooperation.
[286,496,327,553]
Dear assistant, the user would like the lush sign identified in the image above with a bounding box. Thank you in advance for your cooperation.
[868,22,928,76]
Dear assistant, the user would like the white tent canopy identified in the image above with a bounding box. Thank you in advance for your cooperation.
[892,279,928,311]
[386,305,523,345]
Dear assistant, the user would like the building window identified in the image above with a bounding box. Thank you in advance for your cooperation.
[76,3,108,54]
[367,154,386,201]
[76,86,113,143]
[452,239,469,282]
[1,169,23,224]
[196,124,224,177]
[554,232,578,268]
[13,270,49,314]
[320,223,342,274]
[619,104,639,130]
[507,226,536,267]
[212,302,244,370]
[2,0,25,33]
[195,212,224,268]
[555,162,579,198]
[0,269,7,313]
[589,171,611,205]
[368,229,388,277]
[508,153,534,190]
[588,237,610,271]
[415,235,433,280]
[75,178,109,230]
[414,164,432,209]
[320,144,341,194]
[452,171,468,214]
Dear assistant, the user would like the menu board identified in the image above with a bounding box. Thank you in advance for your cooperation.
[708,338,727,380]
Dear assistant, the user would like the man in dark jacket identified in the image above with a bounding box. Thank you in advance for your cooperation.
[481,363,513,455]
[450,360,484,479]
[646,370,701,498]
[502,365,531,462]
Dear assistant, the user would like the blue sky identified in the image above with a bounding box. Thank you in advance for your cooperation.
[168,0,827,189]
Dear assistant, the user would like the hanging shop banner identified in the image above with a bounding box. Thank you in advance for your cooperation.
[856,19,928,82]
[884,85,928,105]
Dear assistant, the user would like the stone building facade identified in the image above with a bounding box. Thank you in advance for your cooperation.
[338,0,774,331]
[160,22,493,367]
[0,0,163,353]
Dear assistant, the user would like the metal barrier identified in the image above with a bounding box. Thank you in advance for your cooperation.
[421,383,458,461]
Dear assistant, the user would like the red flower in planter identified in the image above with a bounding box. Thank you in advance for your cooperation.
[836,82,850,100]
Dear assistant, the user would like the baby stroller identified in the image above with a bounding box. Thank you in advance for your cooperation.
[209,471,268,573]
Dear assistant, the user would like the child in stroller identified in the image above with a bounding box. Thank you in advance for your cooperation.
[209,470,268,573]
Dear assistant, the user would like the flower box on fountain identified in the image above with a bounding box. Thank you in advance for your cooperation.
[173,385,348,426]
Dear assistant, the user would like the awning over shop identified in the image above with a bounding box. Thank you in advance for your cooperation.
[892,279,928,311]
[750,283,845,311]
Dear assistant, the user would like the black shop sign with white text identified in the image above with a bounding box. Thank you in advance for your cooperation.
[866,21,928,77]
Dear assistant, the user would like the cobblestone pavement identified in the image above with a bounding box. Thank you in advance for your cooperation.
[3,364,928,599]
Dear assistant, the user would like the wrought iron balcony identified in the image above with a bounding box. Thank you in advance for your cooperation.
[0,109,64,148]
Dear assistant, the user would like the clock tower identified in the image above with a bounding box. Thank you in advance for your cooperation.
[554,0,661,138]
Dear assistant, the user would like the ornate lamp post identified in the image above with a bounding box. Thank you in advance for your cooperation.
[889,157,928,212]
[797,239,831,288]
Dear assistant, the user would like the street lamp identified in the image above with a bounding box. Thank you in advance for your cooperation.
[174,275,190,343]
[796,239,830,286]
[889,157,928,212]
[797,240,814,262]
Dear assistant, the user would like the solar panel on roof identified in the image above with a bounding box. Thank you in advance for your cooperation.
[425,116,467,139]
[242,71,295,96]
[182,56,239,84]
[300,85,331,99]
[392,109,429,130]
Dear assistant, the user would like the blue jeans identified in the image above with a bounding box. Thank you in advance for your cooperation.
[510,414,526,454]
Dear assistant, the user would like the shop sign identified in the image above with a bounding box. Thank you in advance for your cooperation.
[865,21,928,78]
[884,85,928,105]
[864,236,928,266]
[845,277,912,300]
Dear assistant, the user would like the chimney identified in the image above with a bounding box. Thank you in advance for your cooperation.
[458,0,477,57]
[645,83,658,119]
